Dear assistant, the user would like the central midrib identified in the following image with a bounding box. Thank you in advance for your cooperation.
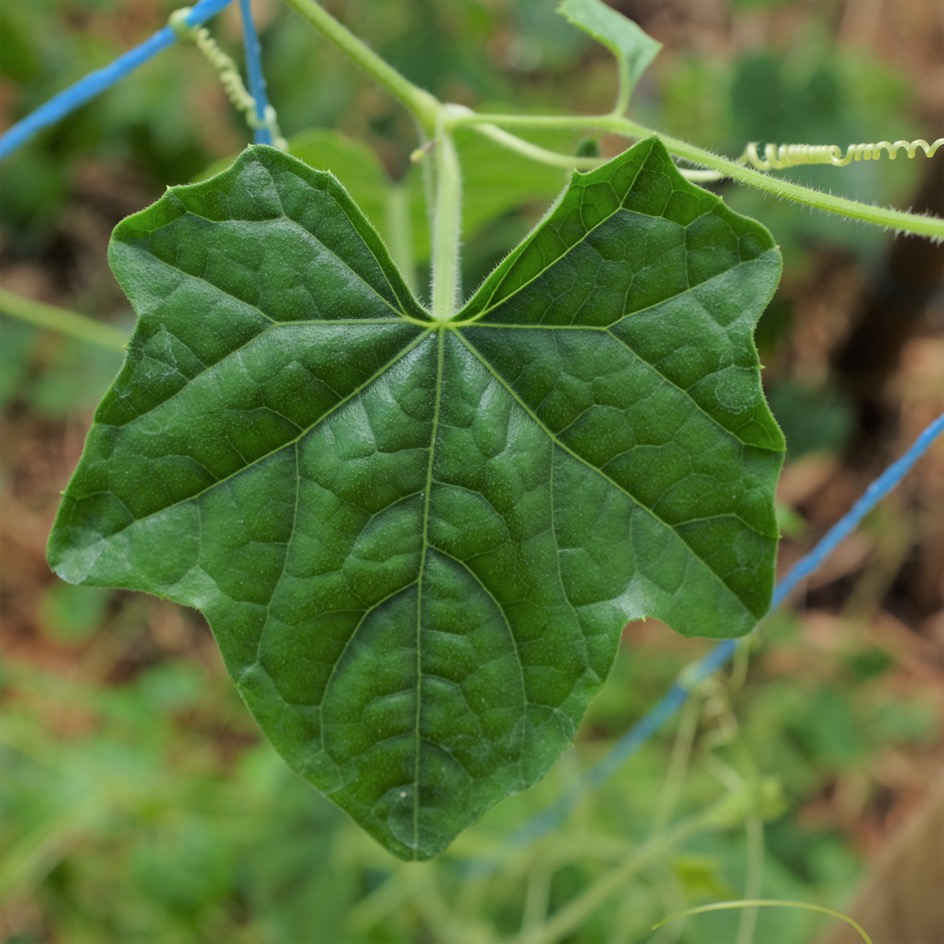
[412,329,444,855]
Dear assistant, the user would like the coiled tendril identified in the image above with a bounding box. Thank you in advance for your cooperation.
[740,138,944,171]
[169,8,286,148]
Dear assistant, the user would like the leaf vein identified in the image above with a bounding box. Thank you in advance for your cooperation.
[456,332,752,615]
[463,140,656,321]
[412,330,444,852]
[81,330,431,546]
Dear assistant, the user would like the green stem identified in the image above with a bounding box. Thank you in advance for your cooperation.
[415,120,436,242]
[612,66,631,117]
[430,126,462,320]
[460,120,726,180]
[280,0,439,132]
[465,122,723,180]
[453,112,944,240]
[513,798,733,944]
[654,901,873,944]
[277,2,944,240]
[0,288,127,352]
[651,696,700,834]
[385,184,417,296]
[466,123,598,171]
[736,816,765,944]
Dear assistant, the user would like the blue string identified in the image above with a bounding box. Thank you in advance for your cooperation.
[768,416,944,606]
[0,0,233,161]
[238,0,273,145]
[483,410,944,866]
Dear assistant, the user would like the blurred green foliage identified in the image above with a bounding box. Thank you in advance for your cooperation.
[3,611,937,942]
[767,382,854,460]
[0,325,122,416]
[37,584,111,644]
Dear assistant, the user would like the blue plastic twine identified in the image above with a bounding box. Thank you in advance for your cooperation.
[0,0,233,161]
[238,0,273,145]
[491,410,944,865]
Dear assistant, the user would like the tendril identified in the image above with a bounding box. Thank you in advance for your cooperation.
[740,137,944,171]
[169,8,286,148]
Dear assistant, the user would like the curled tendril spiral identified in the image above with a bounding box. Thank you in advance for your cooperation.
[169,7,286,148]
[740,138,944,171]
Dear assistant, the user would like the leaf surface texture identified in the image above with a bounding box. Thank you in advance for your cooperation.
[48,139,783,859]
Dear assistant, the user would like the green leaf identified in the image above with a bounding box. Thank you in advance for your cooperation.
[558,0,662,103]
[199,130,391,232]
[47,139,783,860]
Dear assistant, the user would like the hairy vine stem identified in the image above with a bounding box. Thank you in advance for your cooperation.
[653,900,873,944]
[465,120,600,172]
[278,0,944,320]
[452,112,944,241]
[281,0,944,247]
[430,123,462,320]
[280,0,439,132]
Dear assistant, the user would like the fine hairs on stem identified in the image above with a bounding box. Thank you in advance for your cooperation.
[429,124,462,320]
[451,111,944,242]
[280,0,944,243]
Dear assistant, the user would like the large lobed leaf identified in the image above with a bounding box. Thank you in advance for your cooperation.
[48,139,784,859]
